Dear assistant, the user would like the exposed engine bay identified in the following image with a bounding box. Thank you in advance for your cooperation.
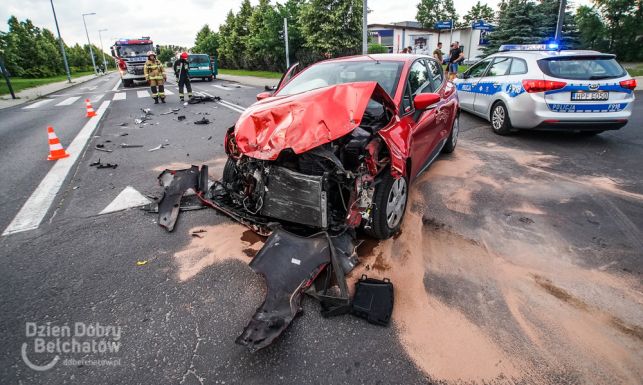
[217,99,393,235]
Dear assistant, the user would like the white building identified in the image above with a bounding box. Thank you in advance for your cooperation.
[368,21,491,61]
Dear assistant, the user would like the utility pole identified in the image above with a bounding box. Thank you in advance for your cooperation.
[554,0,566,43]
[362,0,368,54]
[98,28,108,73]
[50,0,71,83]
[283,18,290,68]
[0,58,16,99]
[82,13,98,75]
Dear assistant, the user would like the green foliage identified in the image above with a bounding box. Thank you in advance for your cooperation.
[368,43,388,54]
[461,1,496,26]
[591,0,642,61]
[417,0,459,28]
[193,25,219,57]
[1,15,109,78]
[483,0,580,54]
[158,45,186,64]
[299,0,363,55]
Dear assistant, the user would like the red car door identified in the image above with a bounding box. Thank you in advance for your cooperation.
[403,59,441,179]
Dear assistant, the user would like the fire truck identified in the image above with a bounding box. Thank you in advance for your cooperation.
[110,37,155,87]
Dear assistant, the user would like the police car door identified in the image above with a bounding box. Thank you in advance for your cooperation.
[456,58,492,111]
[473,57,512,114]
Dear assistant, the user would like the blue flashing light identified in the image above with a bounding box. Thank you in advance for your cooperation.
[499,44,560,52]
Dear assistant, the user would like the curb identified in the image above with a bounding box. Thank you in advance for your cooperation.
[0,73,112,110]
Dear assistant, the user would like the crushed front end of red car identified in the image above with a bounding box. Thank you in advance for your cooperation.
[213,81,401,236]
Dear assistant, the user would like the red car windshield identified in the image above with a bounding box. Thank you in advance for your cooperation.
[277,60,403,98]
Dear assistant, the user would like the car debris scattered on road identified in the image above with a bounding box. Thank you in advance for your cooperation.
[148,144,169,152]
[120,143,144,148]
[187,95,221,104]
[94,144,113,153]
[194,117,210,125]
[90,160,118,169]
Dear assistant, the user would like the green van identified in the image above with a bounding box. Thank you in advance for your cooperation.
[188,54,217,81]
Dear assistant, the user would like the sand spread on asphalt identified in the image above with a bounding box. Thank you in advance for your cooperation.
[170,143,642,384]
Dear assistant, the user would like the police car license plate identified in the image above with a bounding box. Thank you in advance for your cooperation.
[571,91,608,101]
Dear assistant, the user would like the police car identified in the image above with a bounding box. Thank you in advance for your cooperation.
[453,44,637,135]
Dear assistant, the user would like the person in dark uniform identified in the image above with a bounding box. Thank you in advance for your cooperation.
[173,52,193,102]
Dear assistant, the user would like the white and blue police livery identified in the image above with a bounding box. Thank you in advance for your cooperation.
[453,44,637,135]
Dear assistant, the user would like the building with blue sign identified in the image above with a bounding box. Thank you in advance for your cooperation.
[368,21,494,62]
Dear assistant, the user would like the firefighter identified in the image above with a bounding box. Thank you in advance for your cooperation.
[144,51,166,104]
[173,52,192,102]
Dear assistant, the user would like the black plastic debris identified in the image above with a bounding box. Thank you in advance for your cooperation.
[155,165,209,232]
[194,118,210,125]
[236,229,331,353]
[94,144,113,153]
[187,95,221,104]
[119,122,128,127]
[177,115,186,121]
[120,143,143,148]
[89,159,101,167]
[351,275,394,326]
[90,160,117,169]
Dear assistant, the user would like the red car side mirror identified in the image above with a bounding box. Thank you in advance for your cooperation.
[256,91,272,101]
[413,93,441,110]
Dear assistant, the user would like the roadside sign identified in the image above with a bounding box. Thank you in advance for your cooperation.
[435,20,453,30]
[472,20,494,31]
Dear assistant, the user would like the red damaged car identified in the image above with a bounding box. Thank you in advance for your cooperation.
[220,54,460,239]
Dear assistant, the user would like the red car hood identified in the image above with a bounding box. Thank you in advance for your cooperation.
[234,81,396,160]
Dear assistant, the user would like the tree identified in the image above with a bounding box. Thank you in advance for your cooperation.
[298,0,363,56]
[575,5,607,50]
[462,1,496,26]
[536,0,580,49]
[592,0,642,61]
[416,0,459,28]
[483,0,541,54]
[193,25,219,57]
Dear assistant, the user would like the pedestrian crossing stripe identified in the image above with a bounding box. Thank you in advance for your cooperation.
[164,89,174,95]
[113,92,126,101]
[212,85,234,90]
[137,90,149,98]
[55,96,81,106]
[23,99,53,109]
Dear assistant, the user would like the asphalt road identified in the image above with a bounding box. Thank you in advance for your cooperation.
[0,74,641,385]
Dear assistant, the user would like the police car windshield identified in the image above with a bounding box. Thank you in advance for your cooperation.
[537,57,627,80]
[276,61,403,98]
[119,44,153,57]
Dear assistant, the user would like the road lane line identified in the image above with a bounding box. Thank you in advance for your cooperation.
[55,96,81,106]
[111,78,121,91]
[22,99,53,109]
[164,89,174,95]
[137,90,150,98]
[3,101,111,236]
[219,99,247,111]
[212,84,234,91]
[218,100,245,113]
[91,94,104,103]
[113,92,126,101]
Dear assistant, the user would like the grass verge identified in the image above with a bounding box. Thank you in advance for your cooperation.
[0,71,96,96]
[218,68,283,79]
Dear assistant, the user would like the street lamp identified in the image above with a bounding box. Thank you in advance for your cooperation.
[82,12,98,75]
[50,0,72,83]
[98,28,108,73]
[362,0,368,54]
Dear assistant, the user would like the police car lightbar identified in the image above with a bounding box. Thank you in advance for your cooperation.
[499,43,559,52]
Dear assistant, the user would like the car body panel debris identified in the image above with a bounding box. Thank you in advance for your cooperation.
[121,143,143,148]
[351,275,394,326]
[188,95,221,104]
[236,229,331,352]
[156,166,202,232]
[194,118,210,125]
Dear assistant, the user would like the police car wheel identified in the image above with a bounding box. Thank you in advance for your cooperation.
[490,102,512,135]
[442,114,459,153]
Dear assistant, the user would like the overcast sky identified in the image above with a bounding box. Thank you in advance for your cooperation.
[0,0,591,50]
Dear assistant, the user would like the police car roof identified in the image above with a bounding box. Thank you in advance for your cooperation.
[491,49,607,58]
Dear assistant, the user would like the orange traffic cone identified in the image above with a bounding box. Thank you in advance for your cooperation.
[47,126,70,161]
[85,99,96,118]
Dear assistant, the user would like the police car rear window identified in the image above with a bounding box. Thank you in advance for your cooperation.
[537,56,626,80]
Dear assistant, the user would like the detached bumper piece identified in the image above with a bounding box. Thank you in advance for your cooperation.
[155,165,209,232]
[236,230,330,352]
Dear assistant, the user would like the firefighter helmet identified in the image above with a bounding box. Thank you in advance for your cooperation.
[147,51,156,57]
[180,52,188,60]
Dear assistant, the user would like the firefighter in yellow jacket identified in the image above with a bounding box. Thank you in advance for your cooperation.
[144,51,166,104]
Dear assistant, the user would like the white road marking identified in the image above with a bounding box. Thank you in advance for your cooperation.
[111,77,121,92]
[225,83,253,89]
[218,100,246,114]
[91,94,104,103]
[219,99,247,111]
[99,186,151,214]
[3,101,111,236]
[137,90,150,98]
[164,89,174,95]
[22,99,53,109]
[113,92,126,101]
[55,96,81,106]
[212,84,234,91]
